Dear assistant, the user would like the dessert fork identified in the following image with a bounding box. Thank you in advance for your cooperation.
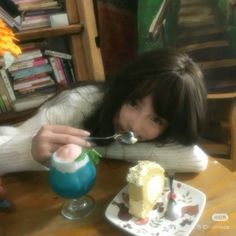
[164,172,181,221]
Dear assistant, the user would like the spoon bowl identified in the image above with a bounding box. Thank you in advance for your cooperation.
[87,131,138,144]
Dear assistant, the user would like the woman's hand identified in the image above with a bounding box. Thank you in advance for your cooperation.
[31,124,91,162]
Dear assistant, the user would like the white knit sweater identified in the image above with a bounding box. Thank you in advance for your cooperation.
[0,85,208,175]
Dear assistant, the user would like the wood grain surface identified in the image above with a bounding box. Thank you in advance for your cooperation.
[0,157,236,236]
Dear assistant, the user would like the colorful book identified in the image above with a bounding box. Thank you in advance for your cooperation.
[0,95,7,112]
[15,83,56,96]
[11,64,52,80]
[49,57,61,83]
[55,57,68,86]
[18,1,60,11]
[0,93,12,111]
[13,72,48,84]
[44,50,72,60]
[66,60,77,83]
[0,74,14,108]
[13,75,54,90]
[15,49,43,63]
[8,57,48,72]
[23,8,62,17]
[0,69,16,101]
[0,6,21,31]
[0,77,12,111]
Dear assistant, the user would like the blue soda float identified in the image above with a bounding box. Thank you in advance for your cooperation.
[49,144,101,220]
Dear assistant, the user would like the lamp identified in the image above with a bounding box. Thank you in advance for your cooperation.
[0,18,21,69]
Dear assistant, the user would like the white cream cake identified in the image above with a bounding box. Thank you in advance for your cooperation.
[127,160,165,218]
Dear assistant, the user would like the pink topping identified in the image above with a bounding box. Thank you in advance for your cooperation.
[55,144,82,162]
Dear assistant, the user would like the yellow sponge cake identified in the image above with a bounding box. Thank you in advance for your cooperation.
[127,160,165,219]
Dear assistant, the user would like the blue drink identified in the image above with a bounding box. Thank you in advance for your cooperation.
[49,153,96,199]
[49,145,99,220]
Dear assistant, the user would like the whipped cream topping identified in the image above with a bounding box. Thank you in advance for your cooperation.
[51,144,89,173]
[126,160,164,186]
[52,153,89,173]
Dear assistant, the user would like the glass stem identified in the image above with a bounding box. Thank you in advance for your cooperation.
[69,198,86,211]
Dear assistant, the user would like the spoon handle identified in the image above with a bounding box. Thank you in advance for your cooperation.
[86,135,115,141]
[169,174,174,193]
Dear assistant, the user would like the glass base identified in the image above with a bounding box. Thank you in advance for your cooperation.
[61,195,96,220]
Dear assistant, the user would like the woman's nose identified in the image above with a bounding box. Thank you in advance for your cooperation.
[129,117,143,138]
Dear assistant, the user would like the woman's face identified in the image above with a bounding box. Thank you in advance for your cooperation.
[113,95,169,141]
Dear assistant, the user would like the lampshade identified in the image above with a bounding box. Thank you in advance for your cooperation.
[0,18,21,68]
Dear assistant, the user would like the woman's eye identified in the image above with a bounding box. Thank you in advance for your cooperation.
[128,100,138,107]
[151,116,162,124]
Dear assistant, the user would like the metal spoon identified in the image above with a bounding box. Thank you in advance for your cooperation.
[164,173,181,221]
[86,131,138,144]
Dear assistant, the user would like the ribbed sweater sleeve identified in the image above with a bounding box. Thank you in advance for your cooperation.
[0,86,103,176]
[95,142,208,173]
[0,135,46,175]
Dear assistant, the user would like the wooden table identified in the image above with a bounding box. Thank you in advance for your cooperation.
[0,157,236,236]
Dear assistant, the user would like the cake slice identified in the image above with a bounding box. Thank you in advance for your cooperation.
[127,160,165,219]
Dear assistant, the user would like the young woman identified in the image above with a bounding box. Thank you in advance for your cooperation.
[0,48,208,182]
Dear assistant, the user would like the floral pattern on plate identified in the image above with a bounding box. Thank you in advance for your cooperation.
[105,179,206,236]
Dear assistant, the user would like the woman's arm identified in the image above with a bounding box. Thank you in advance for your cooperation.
[0,86,103,175]
[0,135,47,175]
[96,142,208,173]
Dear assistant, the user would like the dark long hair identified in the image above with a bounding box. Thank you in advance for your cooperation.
[84,48,207,145]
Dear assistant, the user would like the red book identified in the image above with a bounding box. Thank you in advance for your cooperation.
[9,57,48,72]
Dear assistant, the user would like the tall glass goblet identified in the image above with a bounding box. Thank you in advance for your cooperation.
[49,144,98,220]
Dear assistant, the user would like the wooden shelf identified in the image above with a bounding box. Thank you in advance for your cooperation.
[0,0,104,125]
[207,92,236,99]
[15,24,83,41]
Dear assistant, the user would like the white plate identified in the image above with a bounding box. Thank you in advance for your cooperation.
[105,179,206,236]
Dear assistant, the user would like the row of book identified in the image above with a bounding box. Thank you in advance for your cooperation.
[0,41,77,113]
[0,0,66,31]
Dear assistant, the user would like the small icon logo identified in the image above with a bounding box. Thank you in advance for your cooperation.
[212,213,229,221]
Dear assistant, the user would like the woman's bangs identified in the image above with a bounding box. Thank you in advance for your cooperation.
[127,79,156,101]
[152,79,177,122]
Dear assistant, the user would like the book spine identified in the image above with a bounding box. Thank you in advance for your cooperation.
[49,57,61,83]
[18,80,55,93]
[16,83,56,95]
[15,49,43,63]
[66,60,77,83]
[24,8,62,17]
[11,64,52,80]
[60,58,73,85]
[0,95,7,113]
[19,2,59,11]
[0,7,21,31]
[55,58,68,87]
[0,69,16,101]
[9,58,48,72]
[13,76,53,90]
[0,94,12,111]
[44,50,72,60]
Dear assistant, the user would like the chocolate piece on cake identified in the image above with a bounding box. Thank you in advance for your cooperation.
[127,160,165,218]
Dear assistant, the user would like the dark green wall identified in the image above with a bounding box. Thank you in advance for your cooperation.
[211,0,236,55]
[137,0,180,53]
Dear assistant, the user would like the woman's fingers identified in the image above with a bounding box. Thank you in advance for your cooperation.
[31,124,92,162]
[42,124,90,137]
[39,124,91,147]
[48,132,91,147]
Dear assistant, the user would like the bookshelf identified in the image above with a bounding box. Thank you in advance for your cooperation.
[0,0,105,125]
